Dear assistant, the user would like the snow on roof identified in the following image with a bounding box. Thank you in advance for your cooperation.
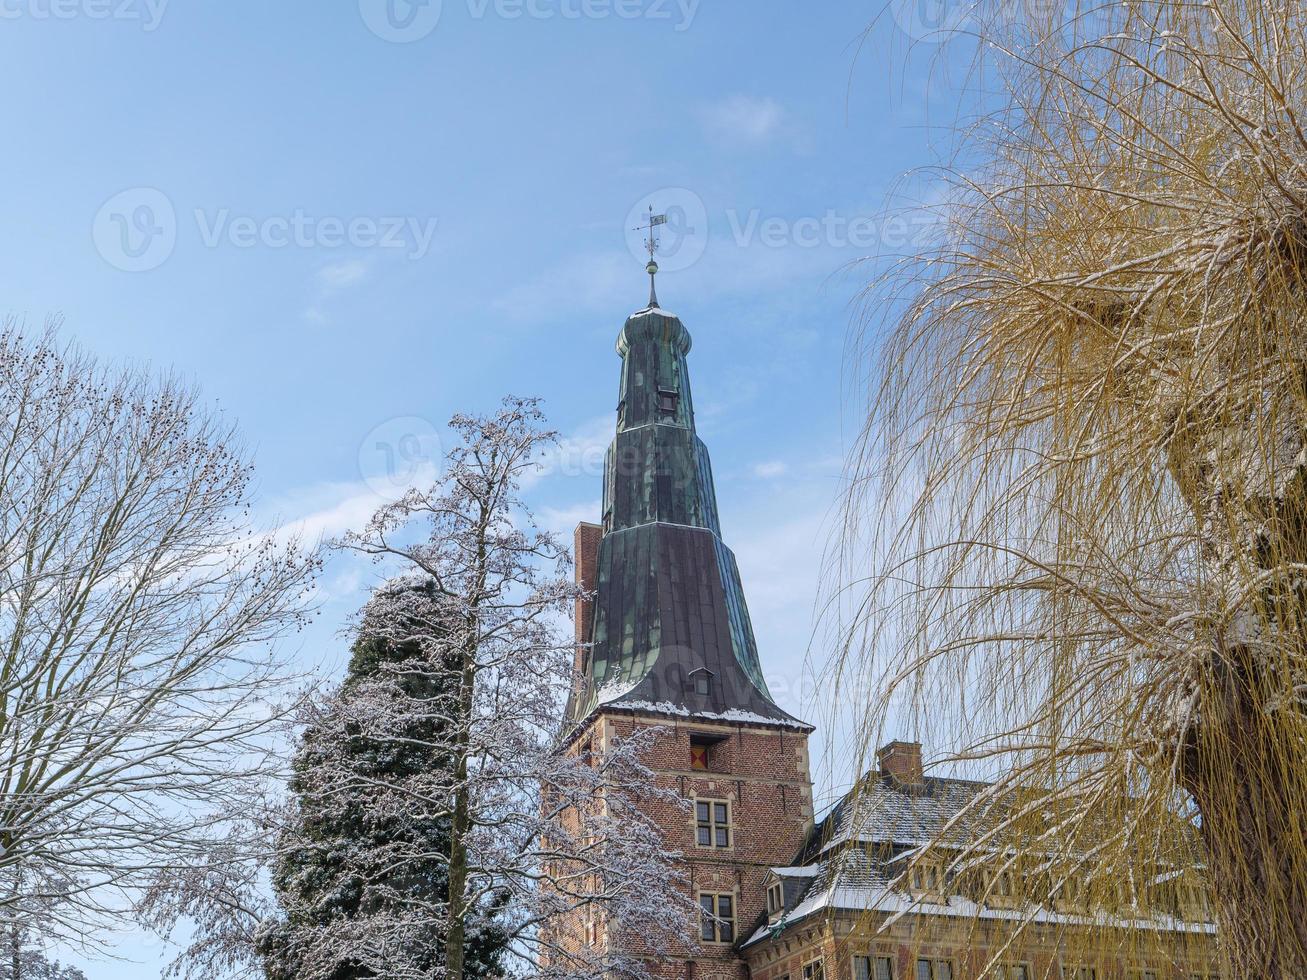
[768,866,824,879]
[741,880,1216,948]
[744,845,1214,948]
[594,675,641,706]
[605,699,813,730]
[809,774,1001,856]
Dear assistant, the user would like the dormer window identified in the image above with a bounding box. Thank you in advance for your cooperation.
[909,860,945,899]
[984,867,1019,908]
[657,388,679,416]
[689,668,713,697]
[766,881,785,918]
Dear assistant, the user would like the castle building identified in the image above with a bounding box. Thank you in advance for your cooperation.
[559,283,1222,980]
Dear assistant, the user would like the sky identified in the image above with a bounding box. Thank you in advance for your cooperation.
[0,1,968,974]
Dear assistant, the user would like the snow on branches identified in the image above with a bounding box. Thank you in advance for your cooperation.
[283,396,694,980]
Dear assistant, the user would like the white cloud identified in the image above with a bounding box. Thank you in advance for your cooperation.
[753,460,789,479]
[261,477,395,547]
[317,258,370,289]
[535,414,613,481]
[262,415,613,552]
[537,500,603,542]
[304,258,374,322]
[697,95,786,145]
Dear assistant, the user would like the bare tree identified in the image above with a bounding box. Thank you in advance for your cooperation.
[836,2,1307,977]
[0,323,317,956]
[300,396,691,980]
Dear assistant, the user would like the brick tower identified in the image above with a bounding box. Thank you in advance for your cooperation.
[561,281,815,979]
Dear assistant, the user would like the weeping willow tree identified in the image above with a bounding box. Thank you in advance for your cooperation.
[838,1,1307,976]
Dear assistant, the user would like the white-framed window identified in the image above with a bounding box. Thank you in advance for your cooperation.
[1061,967,1097,980]
[992,965,1030,980]
[697,892,734,944]
[695,799,731,848]
[802,960,825,980]
[766,881,785,917]
[916,959,953,980]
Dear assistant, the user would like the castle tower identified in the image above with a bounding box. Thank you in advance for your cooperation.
[563,283,815,980]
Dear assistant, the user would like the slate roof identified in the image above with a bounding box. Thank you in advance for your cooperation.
[743,774,1214,948]
[803,774,1001,857]
[745,850,1215,948]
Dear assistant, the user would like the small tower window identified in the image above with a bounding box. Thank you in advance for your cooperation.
[657,388,679,416]
[690,742,710,770]
[689,731,725,771]
[689,667,713,697]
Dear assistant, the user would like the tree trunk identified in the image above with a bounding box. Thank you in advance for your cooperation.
[445,640,477,980]
[1180,642,1307,980]
[1167,414,1307,979]
[448,503,490,980]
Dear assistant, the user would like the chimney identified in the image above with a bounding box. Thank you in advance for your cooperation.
[573,522,603,680]
[877,740,924,785]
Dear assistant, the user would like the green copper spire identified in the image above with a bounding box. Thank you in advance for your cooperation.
[567,288,807,730]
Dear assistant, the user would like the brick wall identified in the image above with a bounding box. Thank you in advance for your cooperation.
[573,521,602,680]
[561,709,815,979]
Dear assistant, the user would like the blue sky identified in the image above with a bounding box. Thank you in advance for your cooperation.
[1,1,963,973]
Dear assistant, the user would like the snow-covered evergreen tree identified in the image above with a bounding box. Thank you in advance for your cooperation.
[256,579,511,980]
[1,919,87,980]
[330,397,693,980]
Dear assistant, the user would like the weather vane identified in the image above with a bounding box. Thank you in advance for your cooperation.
[632,204,667,309]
